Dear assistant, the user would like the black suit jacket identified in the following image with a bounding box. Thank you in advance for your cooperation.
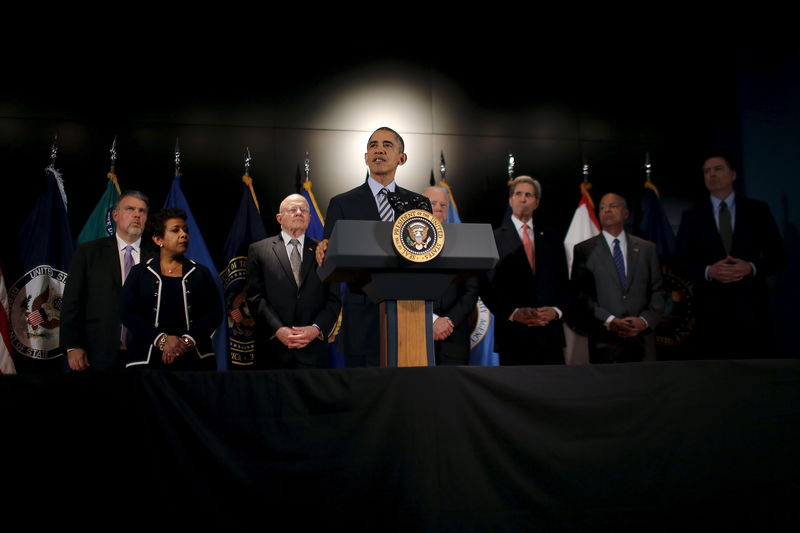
[481,219,570,365]
[60,236,155,371]
[571,233,664,361]
[433,277,479,365]
[120,257,221,369]
[675,196,785,321]
[247,234,341,369]
[675,195,786,356]
[323,179,430,367]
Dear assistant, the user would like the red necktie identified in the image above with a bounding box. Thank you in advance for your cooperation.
[521,223,535,273]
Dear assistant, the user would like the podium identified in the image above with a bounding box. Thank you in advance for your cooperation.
[318,220,498,367]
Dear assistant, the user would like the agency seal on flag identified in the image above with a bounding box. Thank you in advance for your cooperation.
[392,209,445,263]
[8,265,68,360]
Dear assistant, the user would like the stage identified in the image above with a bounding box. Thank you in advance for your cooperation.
[3,360,799,531]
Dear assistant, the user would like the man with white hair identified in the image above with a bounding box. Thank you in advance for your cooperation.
[247,194,341,369]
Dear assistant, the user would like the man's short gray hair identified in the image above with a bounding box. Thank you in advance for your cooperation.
[509,175,541,200]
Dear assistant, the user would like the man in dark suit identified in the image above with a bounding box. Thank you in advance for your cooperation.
[481,176,570,365]
[424,186,479,365]
[316,127,431,367]
[60,191,151,372]
[571,193,665,363]
[247,194,341,369]
[675,155,786,359]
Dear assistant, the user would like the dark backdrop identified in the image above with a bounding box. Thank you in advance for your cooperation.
[2,46,796,356]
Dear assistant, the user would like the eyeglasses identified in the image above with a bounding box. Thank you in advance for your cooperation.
[282,206,310,214]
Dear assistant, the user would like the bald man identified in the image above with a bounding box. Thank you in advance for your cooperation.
[247,194,341,369]
[423,187,478,365]
[571,193,664,363]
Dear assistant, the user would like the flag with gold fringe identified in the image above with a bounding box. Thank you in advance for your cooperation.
[221,174,267,368]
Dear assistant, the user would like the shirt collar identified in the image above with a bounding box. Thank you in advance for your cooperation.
[602,229,626,249]
[710,191,735,211]
[510,215,533,233]
[281,231,305,247]
[115,233,142,252]
[367,176,397,197]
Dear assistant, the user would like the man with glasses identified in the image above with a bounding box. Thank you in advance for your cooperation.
[247,194,341,369]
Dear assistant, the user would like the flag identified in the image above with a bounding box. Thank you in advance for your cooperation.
[563,181,601,365]
[164,174,228,370]
[1,265,16,375]
[637,180,682,360]
[77,171,121,244]
[301,180,325,241]
[220,174,267,368]
[435,184,498,366]
[637,181,676,258]
[563,181,601,274]
[301,178,346,368]
[8,167,74,369]
[439,180,462,224]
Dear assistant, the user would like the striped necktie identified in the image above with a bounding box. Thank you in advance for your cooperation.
[377,188,393,222]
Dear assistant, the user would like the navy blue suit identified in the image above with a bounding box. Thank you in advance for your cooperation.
[675,195,786,358]
[323,179,429,367]
[481,219,570,365]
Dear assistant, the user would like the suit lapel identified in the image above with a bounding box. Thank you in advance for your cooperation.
[358,180,382,220]
[298,240,316,288]
[596,235,626,293]
[702,198,727,257]
[625,235,640,289]
[104,236,124,288]
[272,237,297,289]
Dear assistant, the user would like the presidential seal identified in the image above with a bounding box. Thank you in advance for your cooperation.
[392,209,445,262]
[8,265,68,360]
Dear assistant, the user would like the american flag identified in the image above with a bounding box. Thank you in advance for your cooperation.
[27,308,46,327]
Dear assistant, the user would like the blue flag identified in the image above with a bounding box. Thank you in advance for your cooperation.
[302,179,345,368]
[8,167,74,368]
[437,184,499,366]
[164,174,229,370]
[221,175,267,368]
[301,180,325,241]
[440,181,462,223]
[637,182,676,258]
[77,172,121,244]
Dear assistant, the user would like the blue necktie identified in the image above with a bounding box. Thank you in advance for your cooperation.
[613,238,627,289]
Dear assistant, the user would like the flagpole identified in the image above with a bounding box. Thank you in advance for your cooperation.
[108,136,121,194]
[644,152,659,196]
[49,134,58,170]
[243,147,260,213]
[507,153,515,185]
[174,138,181,176]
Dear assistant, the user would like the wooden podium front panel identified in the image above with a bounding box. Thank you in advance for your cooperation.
[397,300,428,367]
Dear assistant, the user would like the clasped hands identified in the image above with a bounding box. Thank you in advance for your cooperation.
[276,326,318,349]
[708,256,753,283]
[608,317,647,338]
[513,307,558,327]
[161,335,191,365]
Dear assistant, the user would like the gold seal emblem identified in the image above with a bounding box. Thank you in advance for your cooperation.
[392,209,445,262]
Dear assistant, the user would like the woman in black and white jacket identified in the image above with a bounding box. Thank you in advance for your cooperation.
[120,208,221,370]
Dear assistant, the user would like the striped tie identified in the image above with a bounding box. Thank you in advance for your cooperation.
[377,188,393,222]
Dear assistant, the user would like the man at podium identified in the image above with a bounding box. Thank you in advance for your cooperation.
[316,127,430,367]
